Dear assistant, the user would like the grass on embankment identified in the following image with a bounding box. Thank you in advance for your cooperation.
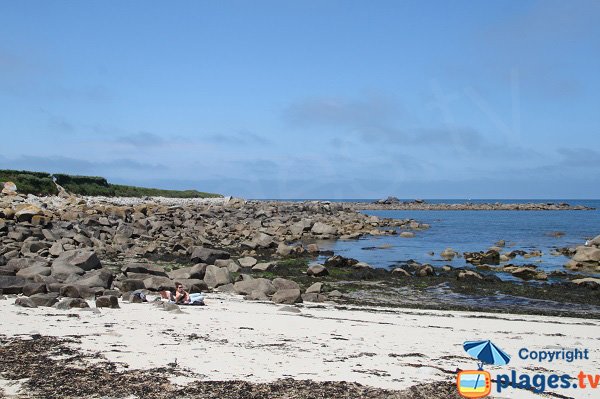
[0,169,222,198]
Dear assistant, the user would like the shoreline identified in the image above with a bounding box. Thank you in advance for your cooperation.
[2,294,599,399]
[1,193,599,319]
[346,201,595,211]
[18,195,595,211]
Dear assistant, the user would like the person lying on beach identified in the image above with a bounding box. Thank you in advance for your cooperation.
[173,282,205,305]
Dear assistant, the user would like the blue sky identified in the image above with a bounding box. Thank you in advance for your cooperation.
[1,0,599,198]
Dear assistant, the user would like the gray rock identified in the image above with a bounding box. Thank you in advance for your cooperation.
[203,265,232,289]
[214,259,235,268]
[6,258,48,272]
[176,278,208,293]
[122,263,168,277]
[238,257,258,268]
[328,290,343,298]
[511,267,541,280]
[143,276,175,291]
[324,255,358,268]
[305,282,323,294]
[227,262,241,273]
[167,264,207,280]
[234,278,276,296]
[311,222,337,235]
[22,283,47,296]
[464,250,500,266]
[102,289,120,297]
[96,295,119,309]
[60,284,95,299]
[123,272,156,281]
[254,232,275,248]
[272,288,302,304]
[571,277,600,289]
[15,297,37,308]
[0,276,27,294]
[16,265,51,279]
[49,242,64,257]
[118,279,145,292]
[240,240,258,250]
[14,205,43,223]
[276,243,292,257]
[46,282,65,293]
[53,249,101,271]
[440,248,458,260]
[391,268,411,277]
[20,240,51,255]
[75,268,114,289]
[306,264,328,277]
[457,270,483,280]
[252,262,274,272]
[272,278,300,291]
[190,247,230,265]
[0,266,16,276]
[415,265,434,277]
[245,290,269,301]
[29,292,59,307]
[573,246,600,263]
[54,298,90,310]
[306,244,319,253]
[289,221,306,236]
[50,262,85,281]
[301,293,328,302]
[63,273,83,284]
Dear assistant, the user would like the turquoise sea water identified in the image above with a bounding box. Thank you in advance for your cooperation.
[312,199,600,280]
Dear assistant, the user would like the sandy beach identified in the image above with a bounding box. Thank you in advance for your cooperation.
[2,293,599,398]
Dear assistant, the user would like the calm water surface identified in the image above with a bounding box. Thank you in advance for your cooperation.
[315,199,600,280]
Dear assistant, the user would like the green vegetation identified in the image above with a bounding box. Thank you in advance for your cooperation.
[0,169,222,198]
[275,258,310,269]
[327,268,354,277]
[254,271,277,279]
[0,170,57,195]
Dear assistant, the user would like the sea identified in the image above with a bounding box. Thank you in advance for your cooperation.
[287,199,600,281]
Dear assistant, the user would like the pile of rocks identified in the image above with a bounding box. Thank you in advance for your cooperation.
[463,250,500,265]
[566,235,600,272]
[356,201,593,211]
[3,191,427,308]
[0,194,421,264]
[0,245,350,309]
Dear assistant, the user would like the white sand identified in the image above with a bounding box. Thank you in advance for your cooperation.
[1,294,599,399]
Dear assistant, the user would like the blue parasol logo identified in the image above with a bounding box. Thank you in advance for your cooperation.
[463,339,511,370]
[456,340,510,398]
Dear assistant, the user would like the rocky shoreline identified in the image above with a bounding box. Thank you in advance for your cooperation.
[348,197,595,210]
[0,192,599,318]
[0,192,428,309]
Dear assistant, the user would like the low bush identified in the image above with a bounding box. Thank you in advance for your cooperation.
[0,169,221,198]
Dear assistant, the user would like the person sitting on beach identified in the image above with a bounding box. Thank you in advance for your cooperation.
[173,282,205,305]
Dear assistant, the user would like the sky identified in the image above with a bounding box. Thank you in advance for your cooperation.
[1,0,599,199]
